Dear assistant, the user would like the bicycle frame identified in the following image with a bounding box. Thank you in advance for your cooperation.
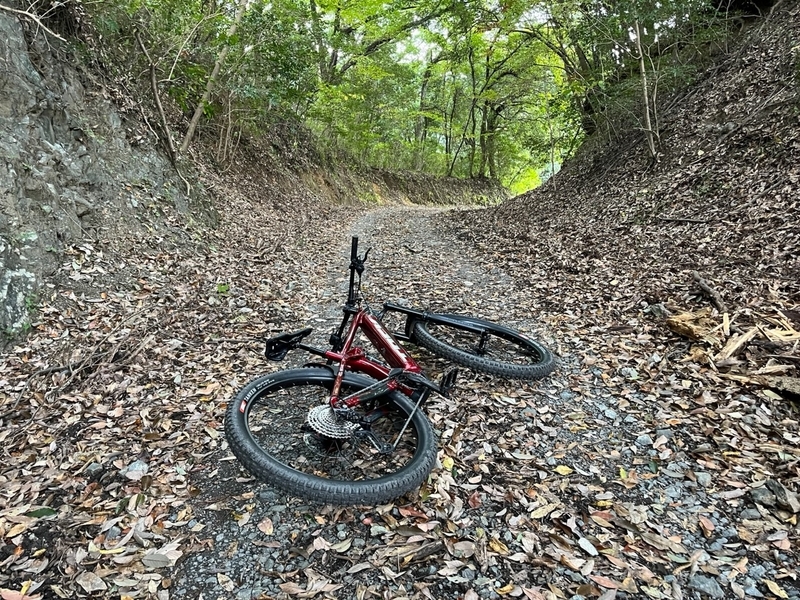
[264,237,465,414]
[299,306,423,407]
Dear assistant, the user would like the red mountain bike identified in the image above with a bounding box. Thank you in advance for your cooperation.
[225,237,554,504]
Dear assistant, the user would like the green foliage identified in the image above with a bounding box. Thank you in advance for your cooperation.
[508,168,542,195]
[518,0,734,144]
[78,0,739,192]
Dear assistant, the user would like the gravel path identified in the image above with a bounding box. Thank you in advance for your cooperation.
[169,207,797,600]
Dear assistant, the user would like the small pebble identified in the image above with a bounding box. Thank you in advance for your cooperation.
[688,574,724,599]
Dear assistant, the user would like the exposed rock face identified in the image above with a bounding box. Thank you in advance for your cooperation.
[0,13,201,336]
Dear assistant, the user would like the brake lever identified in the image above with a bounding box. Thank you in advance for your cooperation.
[351,247,372,276]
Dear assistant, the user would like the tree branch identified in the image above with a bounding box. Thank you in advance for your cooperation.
[180,0,247,153]
[135,30,177,164]
[0,2,66,42]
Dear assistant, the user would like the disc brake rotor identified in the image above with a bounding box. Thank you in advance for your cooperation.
[306,404,359,439]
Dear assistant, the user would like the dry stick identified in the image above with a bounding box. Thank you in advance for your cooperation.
[0,3,66,41]
[46,308,148,400]
[134,31,192,194]
[135,30,177,164]
[657,216,713,224]
[765,354,800,363]
[181,0,248,153]
[0,365,71,420]
[692,271,727,314]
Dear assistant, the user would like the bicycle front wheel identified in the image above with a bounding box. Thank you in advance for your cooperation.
[224,368,436,505]
[412,314,555,380]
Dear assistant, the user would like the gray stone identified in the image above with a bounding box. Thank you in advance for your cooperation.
[85,462,103,475]
[688,575,725,598]
[695,472,713,488]
[750,487,777,507]
[636,434,654,447]
[663,467,685,479]
[743,580,766,598]
[748,564,767,579]
[370,524,389,536]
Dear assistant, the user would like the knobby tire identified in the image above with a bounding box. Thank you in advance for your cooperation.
[412,314,555,380]
[224,368,437,504]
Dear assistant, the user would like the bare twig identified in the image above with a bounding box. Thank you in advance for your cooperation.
[0,3,66,42]
[135,29,177,163]
[181,0,247,153]
[765,354,800,363]
[692,271,727,314]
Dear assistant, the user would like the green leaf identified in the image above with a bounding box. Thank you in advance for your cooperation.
[25,507,58,518]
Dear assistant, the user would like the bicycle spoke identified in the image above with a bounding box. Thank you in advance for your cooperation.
[431,325,536,365]
[244,381,419,483]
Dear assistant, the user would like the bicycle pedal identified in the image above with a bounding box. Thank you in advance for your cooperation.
[439,367,459,398]
[265,327,313,361]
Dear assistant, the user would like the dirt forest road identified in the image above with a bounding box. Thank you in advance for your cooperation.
[169,206,796,600]
[171,205,567,599]
[2,205,796,600]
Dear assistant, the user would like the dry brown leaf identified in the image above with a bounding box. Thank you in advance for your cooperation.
[257,517,274,535]
[763,580,789,599]
[698,516,715,538]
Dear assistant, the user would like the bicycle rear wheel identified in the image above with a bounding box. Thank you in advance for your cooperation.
[225,368,436,504]
[412,314,554,380]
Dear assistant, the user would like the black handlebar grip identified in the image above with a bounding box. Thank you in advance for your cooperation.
[350,236,359,260]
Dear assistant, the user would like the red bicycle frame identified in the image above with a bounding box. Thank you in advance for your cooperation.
[314,308,423,406]
[263,237,457,418]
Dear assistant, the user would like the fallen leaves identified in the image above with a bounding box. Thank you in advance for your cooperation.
[279,568,343,598]
[257,517,274,535]
[141,540,183,569]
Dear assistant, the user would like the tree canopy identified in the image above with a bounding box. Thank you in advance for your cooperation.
[78,0,742,192]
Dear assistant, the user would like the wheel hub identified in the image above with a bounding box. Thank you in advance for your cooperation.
[306,404,359,439]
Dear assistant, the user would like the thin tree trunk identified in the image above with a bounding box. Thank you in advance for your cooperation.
[135,30,177,164]
[635,19,657,159]
[414,60,434,171]
[180,0,247,154]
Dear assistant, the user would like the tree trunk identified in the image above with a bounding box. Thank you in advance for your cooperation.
[414,60,434,171]
[180,0,247,154]
[634,19,658,159]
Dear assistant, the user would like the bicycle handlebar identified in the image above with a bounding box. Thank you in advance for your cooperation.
[347,236,371,306]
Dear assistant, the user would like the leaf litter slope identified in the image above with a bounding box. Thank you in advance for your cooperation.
[0,177,361,600]
[439,3,800,600]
